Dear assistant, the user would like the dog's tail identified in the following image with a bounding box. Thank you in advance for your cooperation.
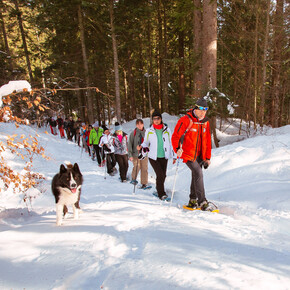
[64,161,73,169]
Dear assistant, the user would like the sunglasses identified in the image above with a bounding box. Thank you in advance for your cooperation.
[196,105,209,111]
[153,117,161,120]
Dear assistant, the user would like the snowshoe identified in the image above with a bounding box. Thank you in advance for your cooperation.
[138,184,152,190]
[183,200,219,213]
[187,199,199,209]
[152,192,171,202]
[130,180,138,185]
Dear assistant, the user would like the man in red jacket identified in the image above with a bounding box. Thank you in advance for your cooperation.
[171,98,212,210]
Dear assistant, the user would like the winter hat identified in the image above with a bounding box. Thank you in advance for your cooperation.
[103,126,109,132]
[152,109,162,119]
[114,122,122,131]
[195,98,208,108]
[93,121,99,127]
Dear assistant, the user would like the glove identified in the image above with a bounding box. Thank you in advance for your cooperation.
[138,147,149,160]
[103,145,111,152]
[138,151,146,160]
[201,160,209,169]
[142,147,149,153]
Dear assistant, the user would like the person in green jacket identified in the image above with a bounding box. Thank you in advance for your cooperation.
[89,121,104,166]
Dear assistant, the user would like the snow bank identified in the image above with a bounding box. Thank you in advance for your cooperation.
[0,120,290,289]
[0,80,31,107]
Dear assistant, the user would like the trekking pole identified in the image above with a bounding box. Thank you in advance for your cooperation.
[170,157,180,205]
[133,135,142,195]
[104,153,107,180]
[170,119,193,205]
[132,157,139,195]
[80,137,84,158]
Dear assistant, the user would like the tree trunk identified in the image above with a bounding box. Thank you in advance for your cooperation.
[271,0,284,128]
[123,69,129,120]
[178,30,185,113]
[259,0,271,127]
[78,4,94,124]
[202,0,218,147]
[253,0,259,130]
[127,50,136,119]
[162,1,169,112]
[109,0,121,123]
[146,7,154,116]
[0,9,13,72]
[193,0,202,98]
[13,0,33,83]
[156,0,162,111]
[202,0,217,90]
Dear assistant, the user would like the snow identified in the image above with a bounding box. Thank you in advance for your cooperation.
[0,80,31,107]
[0,115,290,290]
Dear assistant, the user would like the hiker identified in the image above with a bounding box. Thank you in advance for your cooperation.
[113,122,129,182]
[99,126,117,175]
[56,115,65,138]
[89,121,104,166]
[171,97,212,211]
[128,119,148,189]
[139,110,176,200]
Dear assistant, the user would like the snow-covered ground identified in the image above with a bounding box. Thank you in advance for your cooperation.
[0,115,290,290]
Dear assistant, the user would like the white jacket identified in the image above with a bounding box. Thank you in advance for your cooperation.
[141,124,175,160]
[99,134,115,153]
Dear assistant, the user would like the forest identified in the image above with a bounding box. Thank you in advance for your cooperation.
[0,0,289,129]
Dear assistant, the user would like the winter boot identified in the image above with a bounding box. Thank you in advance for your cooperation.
[160,194,169,200]
[199,200,210,211]
[186,199,199,209]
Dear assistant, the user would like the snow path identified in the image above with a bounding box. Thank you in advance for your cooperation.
[0,122,290,289]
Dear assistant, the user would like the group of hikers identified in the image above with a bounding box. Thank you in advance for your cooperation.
[47,97,213,211]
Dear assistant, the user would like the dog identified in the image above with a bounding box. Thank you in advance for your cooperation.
[51,162,83,226]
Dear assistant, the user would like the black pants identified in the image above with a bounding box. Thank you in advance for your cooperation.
[149,158,168,198]
[186,158,206,204]
[70,129,77,142]
[106,153,116,174]
[115,154,129,181]
[93,145,103,165]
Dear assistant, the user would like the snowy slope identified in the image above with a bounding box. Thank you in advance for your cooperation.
[0,117,290,290]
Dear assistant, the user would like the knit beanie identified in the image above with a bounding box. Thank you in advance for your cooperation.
[196,98,208,108]
[152,109,162,119]
[114,122,122,131]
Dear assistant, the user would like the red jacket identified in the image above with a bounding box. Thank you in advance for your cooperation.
[171,110,211,163]
[85,130,91,146]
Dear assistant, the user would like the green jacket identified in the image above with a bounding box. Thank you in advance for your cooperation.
[89,127,103,145]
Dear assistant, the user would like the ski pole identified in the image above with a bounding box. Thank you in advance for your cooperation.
[170,157,180,205]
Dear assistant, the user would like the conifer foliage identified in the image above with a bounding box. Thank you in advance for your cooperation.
[0,0,289,126]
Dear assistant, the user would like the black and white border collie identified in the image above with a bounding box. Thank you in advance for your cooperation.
[51,162,83,226]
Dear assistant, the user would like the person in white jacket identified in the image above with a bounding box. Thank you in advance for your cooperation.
[99,126,117,175]
[138,110,176,200]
